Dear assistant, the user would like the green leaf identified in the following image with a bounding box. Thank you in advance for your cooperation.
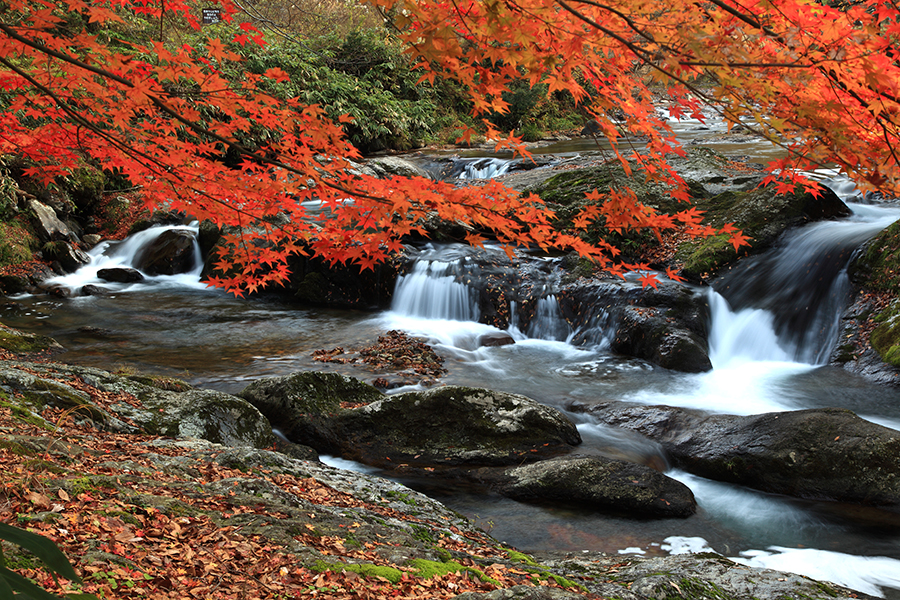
[2,564,67,599]
[0,523,80,582]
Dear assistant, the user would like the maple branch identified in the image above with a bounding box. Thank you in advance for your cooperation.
[0,56,174,176]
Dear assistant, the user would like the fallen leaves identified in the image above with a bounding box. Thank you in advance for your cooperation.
[0,367,598,600]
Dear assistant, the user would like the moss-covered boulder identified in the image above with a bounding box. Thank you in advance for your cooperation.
[675,183,850,280]
[242,376,581,468]
[239,371,385,446]
[0,323,64,356]
[497,454,696,518]
[585,402,900,508]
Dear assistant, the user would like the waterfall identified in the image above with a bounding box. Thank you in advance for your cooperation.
[526,295,572,342]
[45,223,204,293]
[390,261,480,322]
[457,157,514,180]
[712,203,900,364]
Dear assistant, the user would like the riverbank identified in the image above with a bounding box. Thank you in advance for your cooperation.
[0,328,877,600]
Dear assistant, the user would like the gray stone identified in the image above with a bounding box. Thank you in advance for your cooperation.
[586,402,900,507]
[454,586,586,600]
[498,454,696,517]
[27,198,72,241]
[242,375,581,467]
[365,156,430,179]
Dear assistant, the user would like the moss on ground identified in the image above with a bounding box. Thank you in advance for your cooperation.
[312,560,404,583]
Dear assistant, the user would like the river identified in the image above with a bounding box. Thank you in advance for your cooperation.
[4,121,900,596]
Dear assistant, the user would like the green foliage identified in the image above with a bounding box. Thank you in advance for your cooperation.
[0,522,98,599]
[221,30,440,153]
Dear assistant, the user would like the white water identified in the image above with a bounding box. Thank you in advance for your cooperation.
[45,223,206,293]
[8,176,900,597]
[373,194,900,597]
[457,157,514,180]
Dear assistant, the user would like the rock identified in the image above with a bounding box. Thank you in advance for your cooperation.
[40,241,90,273]
[197,220,220,260]
[534,552,866,600]
[239,371,385,444]
[82,234,103,247]
[478,333,515,347]
[613,305,712,372]
[497,454,696,518]
[559,278,711,372]
[0,361,274,448]
[676,182,850,280]
[242,375,581,467]
[332,386,581,467]
[365,156,431,179]
[97,267,145,283]
[27,198,72,242]
[585,403,900,508]
[80,284,112,296]
[0,323,64,355]
[454,586,587,600]
[135,229,197,275]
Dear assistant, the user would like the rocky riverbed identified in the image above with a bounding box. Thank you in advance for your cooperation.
[0,325,880,600]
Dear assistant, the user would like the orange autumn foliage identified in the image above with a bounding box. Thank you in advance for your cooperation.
[2,0,899,293]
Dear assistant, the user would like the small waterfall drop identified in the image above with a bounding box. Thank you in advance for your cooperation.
[712,203,900,364]
[46,223,204,293]
[457,157,514,180]
[391,260,479,322]
[526,295,572,342]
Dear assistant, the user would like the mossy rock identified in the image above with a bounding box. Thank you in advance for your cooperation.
[851,219,900,292]
[870,300,900,367]
[62,164,106,209]
[675,184,849,279]
[0,222,38,269]
[0,324,64,355]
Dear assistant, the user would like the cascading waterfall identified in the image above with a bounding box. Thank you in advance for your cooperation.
[457,157,514,180]
[45,223,205,294]
[711,203,900,364]
[526,295,572,342]
[390,260,480,322]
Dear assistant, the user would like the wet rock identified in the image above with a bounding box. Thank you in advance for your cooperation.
[585,402,900,508]
[80,284,112,296]
[135,229,197,275]
[559,278,711,372]
[242,375,581,467]
[478,333,515,347]
[497,454,696,518]
[97,267,145,283]
[613,306,712,372]
[41,241,90,273]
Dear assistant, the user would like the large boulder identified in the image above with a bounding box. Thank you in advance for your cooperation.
[238,371,385,446]
[559,278,711,372]
[135,229,197,275]
[241,375,581,468]
[496,454,696,518]
[583,402,900,508]
[41,241,90,273]
[98,267,145,283]
[27,198,73,242]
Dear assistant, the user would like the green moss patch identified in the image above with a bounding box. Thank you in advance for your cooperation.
[870,301,900,367]
[313,560,403,583]
[407,558,500,585]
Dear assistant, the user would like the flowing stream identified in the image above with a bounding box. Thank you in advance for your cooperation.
[5,171,900,594]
